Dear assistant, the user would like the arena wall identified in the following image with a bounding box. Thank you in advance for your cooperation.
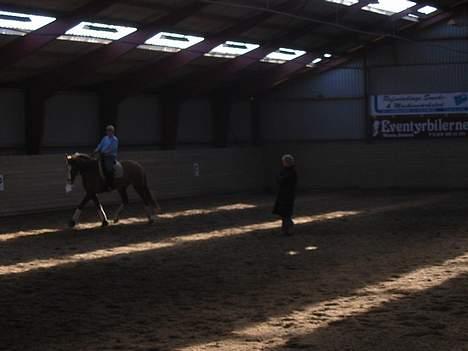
[0,89,254,152]
[263,140,468,190]
[0,148,263,217]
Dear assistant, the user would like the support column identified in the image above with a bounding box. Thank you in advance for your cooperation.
[160,95,180,150]
[210,93,232,148]
[98,92,120,135]
[363,48,373,143]
[250,97,261,146]
[24,87,47,155]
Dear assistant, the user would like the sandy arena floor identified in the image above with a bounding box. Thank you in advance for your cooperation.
[0,191,467,351]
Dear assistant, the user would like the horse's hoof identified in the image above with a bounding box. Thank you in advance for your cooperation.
[101,220,109,227]
[68,220,76,228]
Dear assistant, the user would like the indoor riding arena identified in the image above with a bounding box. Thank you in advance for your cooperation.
[1,1,468,350]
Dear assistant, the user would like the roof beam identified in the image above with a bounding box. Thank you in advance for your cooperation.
[238,2,467,97]
[167,0,374,97]
[29,1,209,95]
[104,0,301,100]
[316,2,468,75]
[0,0,114,71]
[238,52,316,96]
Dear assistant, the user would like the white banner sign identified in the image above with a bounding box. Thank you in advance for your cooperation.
[371,92,468,116]
[0,175,4,192]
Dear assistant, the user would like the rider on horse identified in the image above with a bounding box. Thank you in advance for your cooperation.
[95,125,119,189]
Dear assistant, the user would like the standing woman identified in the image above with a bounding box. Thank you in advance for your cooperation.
[273,154,298,236]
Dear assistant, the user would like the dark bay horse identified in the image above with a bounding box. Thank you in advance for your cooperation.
[65,153,160,227]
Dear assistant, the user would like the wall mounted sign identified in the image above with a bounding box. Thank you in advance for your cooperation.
[371,92,468,116]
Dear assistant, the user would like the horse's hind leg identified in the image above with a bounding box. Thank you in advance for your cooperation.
[69,194,90,228]
[113,187,129,223]
[133,185,157,223]
[92,194,109,227]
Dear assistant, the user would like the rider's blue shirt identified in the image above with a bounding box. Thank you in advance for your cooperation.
[96,135,119,157]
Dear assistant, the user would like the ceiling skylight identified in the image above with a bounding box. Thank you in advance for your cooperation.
[205,41,259,59]
[262,48,307,64]
[362,0,416,16]
[418,5,438,15]
[0,10,56,36]
[306,57,323,67]
[405,13,420,21]
[59,22,137,44]
[325,0,359,6]
[139,31,205,53]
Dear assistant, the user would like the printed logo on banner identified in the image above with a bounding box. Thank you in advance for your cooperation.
[372,118,468,139]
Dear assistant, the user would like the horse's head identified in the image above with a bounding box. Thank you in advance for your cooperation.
[65,153,81,186]
[65,153,93,185]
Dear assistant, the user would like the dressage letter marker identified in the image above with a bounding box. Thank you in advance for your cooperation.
[193,163,200,177]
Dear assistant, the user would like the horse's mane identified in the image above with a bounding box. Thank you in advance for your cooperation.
[72,153,92,160]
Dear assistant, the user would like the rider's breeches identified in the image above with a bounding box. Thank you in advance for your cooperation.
[102,155,116,176]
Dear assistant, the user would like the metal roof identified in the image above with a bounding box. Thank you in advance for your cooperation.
[0,0,465,94]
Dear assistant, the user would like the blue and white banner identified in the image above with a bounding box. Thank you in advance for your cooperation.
[371,92,468,116]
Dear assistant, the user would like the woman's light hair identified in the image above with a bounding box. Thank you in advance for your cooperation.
[106,125,115,132]
[282,154,295,166]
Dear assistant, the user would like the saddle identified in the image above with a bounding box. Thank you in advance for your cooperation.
[98,160,124,181]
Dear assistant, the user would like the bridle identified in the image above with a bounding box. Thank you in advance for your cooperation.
[66,155,73,185]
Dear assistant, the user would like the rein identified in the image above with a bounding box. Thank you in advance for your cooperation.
[66,156,73,184]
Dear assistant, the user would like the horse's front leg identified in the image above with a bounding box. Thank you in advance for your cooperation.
[92,194,109,227]
[69,194,90,228]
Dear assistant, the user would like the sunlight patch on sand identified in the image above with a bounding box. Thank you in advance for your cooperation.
[159,203,257,219]
[180,252,468,351]
[0,195,448,243]
[0,228,60,242]
[0,210,359,276]
[305,246,318,251]
[0,203,258,242]
[0,196,450,276]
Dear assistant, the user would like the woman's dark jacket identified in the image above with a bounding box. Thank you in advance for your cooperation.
[273,166,297,218]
